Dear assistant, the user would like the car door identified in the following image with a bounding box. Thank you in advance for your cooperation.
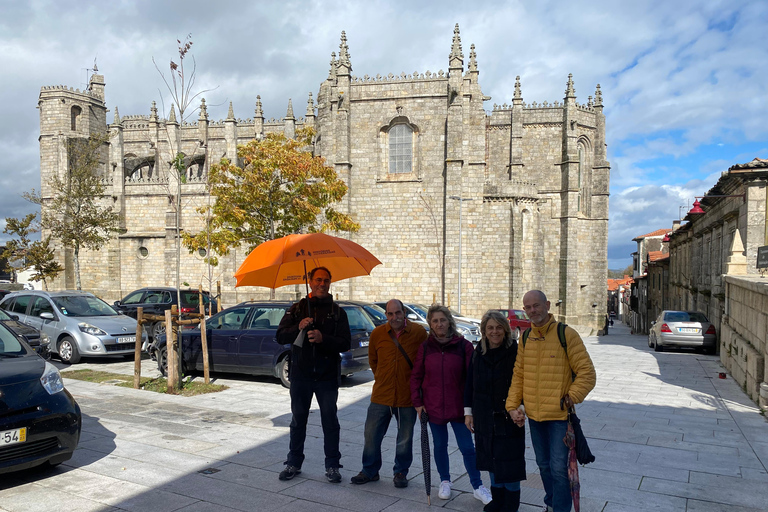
[237,305,289,372]
[115,290,146,318]
[24,296,61,339]
[7,295,33,325]
[205,307,250,371]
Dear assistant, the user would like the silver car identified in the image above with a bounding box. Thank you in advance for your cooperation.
[0,290,147,364]
[406,303,482,344]
[648,310,717,354]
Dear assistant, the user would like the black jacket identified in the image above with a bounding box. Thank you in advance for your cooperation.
[465,342,526,483]
[276,295,351,382]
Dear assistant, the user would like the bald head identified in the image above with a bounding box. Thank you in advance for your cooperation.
[385,299,406,331]
[523,289,550,327]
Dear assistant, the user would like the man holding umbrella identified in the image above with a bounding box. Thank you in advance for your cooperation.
[350,299,428,488]
[276,267,351,483]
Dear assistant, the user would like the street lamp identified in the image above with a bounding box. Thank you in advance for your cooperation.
[449,195,472,314]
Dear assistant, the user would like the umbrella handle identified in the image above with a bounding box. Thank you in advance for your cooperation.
[303,260,311,317]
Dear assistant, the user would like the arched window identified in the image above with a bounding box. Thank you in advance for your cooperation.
[71,105,82,131]
[389,124,412,174]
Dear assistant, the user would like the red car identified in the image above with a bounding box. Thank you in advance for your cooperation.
[495,309,531,339]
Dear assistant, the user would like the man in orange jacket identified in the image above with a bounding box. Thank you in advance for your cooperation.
[506,290,596,512]
[351,299,428,488]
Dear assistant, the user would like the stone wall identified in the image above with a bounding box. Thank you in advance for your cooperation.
[721,275,768,410]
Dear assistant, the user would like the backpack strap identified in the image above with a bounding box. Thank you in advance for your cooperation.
[521,327,531,348]
[556,322,576,382]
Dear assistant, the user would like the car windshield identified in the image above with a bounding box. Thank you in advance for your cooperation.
[363,304,386,323]
[0,324,28,356]
[0,308,11,321]
[409,304,429,318]
[53,295,119,317]
[665,311,709,323]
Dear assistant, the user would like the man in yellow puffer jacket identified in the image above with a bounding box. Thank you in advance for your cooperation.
[506,290,596,512]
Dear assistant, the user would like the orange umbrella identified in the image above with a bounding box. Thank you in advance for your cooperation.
[234,233,382,289]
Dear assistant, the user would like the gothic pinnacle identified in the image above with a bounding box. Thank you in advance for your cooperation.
[199,98,208,120]
[150,101,158,121]
[286,98,294,119]
[565,73,576,99]
[113,106,121,125]
[306,92,314,116]
[338,31,351,67]
[450,23,463,60]
[594,84,603,107]
[468,44,477,72]
[514,76,522,100]
[169,104,177,123]
[328,51,337,80]
[255,95,263,117]
[226,101,235,121]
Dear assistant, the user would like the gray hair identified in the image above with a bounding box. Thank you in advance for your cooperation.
[479,310,513,354]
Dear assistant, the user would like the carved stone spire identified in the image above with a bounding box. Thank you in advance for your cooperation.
[565,73,576,99]
[199,98,208,120]
[306,92,314,117]
[285,98,295,120]
[113,106,121,125]
[328,51,337,80]
[150,101,158,122]
[226,101,235,121]
[168,104,178,124]
[594,84,603,107]
[468,44,477,72]
[338,31,351,67]
[514,76,522,100]
[254,95,263,118]
[450,23,463,60]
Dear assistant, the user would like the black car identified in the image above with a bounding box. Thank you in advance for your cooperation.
[0,323,81,473]
[113,287,218,340]
[0,308,50,358]
[149,300,373,388]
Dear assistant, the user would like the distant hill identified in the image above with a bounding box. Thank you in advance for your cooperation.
[608,266,633,279]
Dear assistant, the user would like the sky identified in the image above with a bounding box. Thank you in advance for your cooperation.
[1,0,766,270]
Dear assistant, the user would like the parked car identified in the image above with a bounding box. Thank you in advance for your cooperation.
[0,290,148,364]
[343,300,387,326]
[374,302,430,331]
[0,308,50,358]
[447,307,482,327]
[149,300,373,388]
[494,309,532,339]
[648,310,717,354]
[113,287,218,340]
[0,323,81,474]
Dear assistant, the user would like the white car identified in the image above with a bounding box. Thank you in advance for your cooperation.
[0,290,147,364]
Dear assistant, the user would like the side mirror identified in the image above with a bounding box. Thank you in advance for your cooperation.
[407,313,418,321]
[10,314,19,321]
[113,301,122,307]
[650,321,656,326]
[40,312,55,320]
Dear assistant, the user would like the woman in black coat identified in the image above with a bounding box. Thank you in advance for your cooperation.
[465,310,526,512]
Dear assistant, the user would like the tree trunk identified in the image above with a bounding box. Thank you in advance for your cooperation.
[73,246,81,290]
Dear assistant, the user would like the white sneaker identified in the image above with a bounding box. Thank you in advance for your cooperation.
[473,485,492,505]
[438,480,452,499]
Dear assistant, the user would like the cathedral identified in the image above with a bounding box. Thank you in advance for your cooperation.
[37,25,609,329]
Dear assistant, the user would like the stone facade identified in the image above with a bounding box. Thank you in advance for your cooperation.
[37,26,610,329]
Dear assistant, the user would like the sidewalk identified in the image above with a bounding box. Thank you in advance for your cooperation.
[1,323,767,511]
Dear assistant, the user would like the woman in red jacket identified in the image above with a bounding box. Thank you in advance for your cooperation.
[411,304,492,505]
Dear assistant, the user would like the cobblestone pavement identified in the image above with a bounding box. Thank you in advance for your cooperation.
[1,322,767,511]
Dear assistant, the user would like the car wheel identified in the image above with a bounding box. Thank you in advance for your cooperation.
[515,327,521,340]
[58,336,81,364]
[152,321,166,340]
[276,356,290,388]
[648,335,653,348]
[157,347,168,376]
[654,339,663,352]
[704,346,716,355]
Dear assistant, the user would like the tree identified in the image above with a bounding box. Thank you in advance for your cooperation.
[182,127,359,263]
[26,132,119,290]
[2,213,63,290]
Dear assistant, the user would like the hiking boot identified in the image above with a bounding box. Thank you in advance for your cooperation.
[393,472,408,488]
[474,485,493,505]
[326,466,342,483]
[438,480,452,499]
[350,471,379,484]
[278,465,301,481]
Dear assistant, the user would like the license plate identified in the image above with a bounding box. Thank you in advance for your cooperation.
[117,336,135,343]
[1,427,26,446]
[359,340,369,347]
[679,328,698,333]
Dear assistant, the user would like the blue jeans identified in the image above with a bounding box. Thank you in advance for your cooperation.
[490,472,521,491]
[429,421,483,489]
[528,418,571,512]
[287,378,341,469]
[361,402,416,477]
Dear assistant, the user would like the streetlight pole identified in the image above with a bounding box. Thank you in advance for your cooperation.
[449,195,472,314]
